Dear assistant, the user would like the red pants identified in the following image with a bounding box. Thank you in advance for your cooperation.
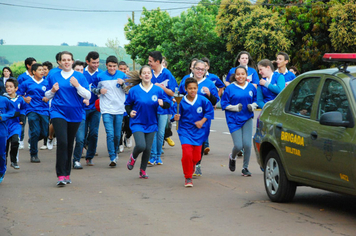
[181,144,202,179]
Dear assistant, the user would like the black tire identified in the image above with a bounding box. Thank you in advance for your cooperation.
[264,150,296,202]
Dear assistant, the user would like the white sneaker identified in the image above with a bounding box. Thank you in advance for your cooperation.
[47,138,54,150]
[40,145,48,150]
[125,136,132,148]
[19,141,24,150]
[53,138,57,146]
[28,143,31,149]
[119,145,124,153]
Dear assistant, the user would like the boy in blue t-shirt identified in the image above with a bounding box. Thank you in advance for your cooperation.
[174,77,214,187]
[4,78,26,170]
[275,51,296,86]
[0,95,16,183]
[18,63,50,163]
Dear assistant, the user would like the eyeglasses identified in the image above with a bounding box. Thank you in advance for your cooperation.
[194,67,206,72]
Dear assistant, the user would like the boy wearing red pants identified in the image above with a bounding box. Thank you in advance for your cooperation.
[174,77,214,187]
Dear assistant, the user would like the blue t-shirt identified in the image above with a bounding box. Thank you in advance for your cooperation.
[226,67,259,84]
[83,67,102,110]
[125,83,170,133]
[221,82,257,133]
[17,71,32,85]
[257,72,285,108]
[46,70,89,122]
[0,96,16,138]
[177,94,214,146]
[18,78,49,116]
[206,73,225,89]
[276,69,296,86]
[151,67,177,115]
[5,94,26,139]
[179,77,220,105]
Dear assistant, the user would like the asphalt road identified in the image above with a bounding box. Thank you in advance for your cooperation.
[1,110,356,236]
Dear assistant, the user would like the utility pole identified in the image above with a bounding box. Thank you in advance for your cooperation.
[132,11,135,71]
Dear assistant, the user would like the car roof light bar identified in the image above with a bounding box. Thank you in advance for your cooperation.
[323,53,356,73]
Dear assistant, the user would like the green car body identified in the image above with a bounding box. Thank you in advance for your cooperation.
[253,66,356,202]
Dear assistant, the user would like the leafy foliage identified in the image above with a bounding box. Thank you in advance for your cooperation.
[106,37,126,61]
[329,0,356,52]
[9,61,26,78]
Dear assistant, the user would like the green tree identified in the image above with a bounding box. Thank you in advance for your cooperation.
[10,61,26,78]
[106,37,126,61]
[162,0,231,80]
[329,0,356,52]
[124,7,174,65]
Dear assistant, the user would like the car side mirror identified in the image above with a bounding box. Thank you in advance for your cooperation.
[320,111,350,127]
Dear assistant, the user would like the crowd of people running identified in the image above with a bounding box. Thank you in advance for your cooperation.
[0,49,298,187]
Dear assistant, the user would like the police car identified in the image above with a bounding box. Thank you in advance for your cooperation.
[253,53,356,202]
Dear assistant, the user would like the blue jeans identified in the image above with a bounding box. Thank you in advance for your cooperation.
[102,113,123,161]
[27,112,49,157]
[150,114,168,161]
[73,109,101,163]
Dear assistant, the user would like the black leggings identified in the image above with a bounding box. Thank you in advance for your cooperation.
[132,131,155,171]
[6,134,19,164]
[52,118,80,177]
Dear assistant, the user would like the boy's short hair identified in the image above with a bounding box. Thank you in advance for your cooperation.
[148,51,162,63]
[201,57,210,66]
[86,51,99,62]
[184,77,198,89]
[43,61,53,70]
[277,51,290,61]
[118,61,128,67]
[31,63,43,74]
[106,55,118,64]
[5,78,18,88]
[72,60,85,69]
[25,57,36,68]
[55,52,61,63]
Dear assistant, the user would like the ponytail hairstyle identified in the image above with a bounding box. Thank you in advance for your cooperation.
[257,59,274,72]
[125,65,151,92]
[229,66,248,83]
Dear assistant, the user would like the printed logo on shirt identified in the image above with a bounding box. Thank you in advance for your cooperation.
[200,88,206,94]
[247,75,252,83]
[42,86,46,91]
[160,79,169,88]
[152,95,158,102]
[197,107,203,113]
[249,91,253,97]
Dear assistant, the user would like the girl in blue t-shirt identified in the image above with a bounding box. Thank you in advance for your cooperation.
[221,66,257,177]
[225,51,259,88]
[174,77,214,187]
[45,51,91,187]
[256,59,285,108]
[125,65,171,179]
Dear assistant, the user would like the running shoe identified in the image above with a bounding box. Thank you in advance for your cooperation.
[139,169,149,179]
[165,137,175,147]
[237,150,244,158]
[148,157,156,166]
[19,141,24,150]
[73,161,83,169]
[40,145,48,150]
[203,147,210,155]
[47,138,54,150]
[109,159,117,167]
[28,143,31,149]
[11,162,20,170]
[127,153,136,170]
[86,159,94,166]
[125,136,133,148]
[119,145,124,153]
[31,156,41,163]
[242,168,252,177]
[57,176,66,186]
[193,164,202,176]
[65,176,72,184]
[229,153,236,172]
[156,157,163,165]
[53,138,57,146]
[185,178,193,187]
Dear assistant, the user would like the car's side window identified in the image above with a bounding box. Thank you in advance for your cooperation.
[286,77,320,118]
[318,79,350,121]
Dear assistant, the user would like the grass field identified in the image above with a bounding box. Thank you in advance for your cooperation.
[0,45,132,66]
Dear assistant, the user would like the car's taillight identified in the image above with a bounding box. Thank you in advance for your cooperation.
[323,53,356,62]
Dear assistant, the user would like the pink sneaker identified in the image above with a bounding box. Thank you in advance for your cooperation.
[139,169,148,179]
[64,175,72,184]
[127,153,136,170]
[57,176,66,186]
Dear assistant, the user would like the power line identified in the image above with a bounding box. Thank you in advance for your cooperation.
[0,2,193,12]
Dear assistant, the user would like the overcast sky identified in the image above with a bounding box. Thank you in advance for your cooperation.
[1,0,200,47]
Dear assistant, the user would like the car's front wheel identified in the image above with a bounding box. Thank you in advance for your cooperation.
[264,150,296,202]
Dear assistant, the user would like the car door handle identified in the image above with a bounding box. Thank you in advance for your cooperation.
[311,131,318,140]
[276,123,283,129]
